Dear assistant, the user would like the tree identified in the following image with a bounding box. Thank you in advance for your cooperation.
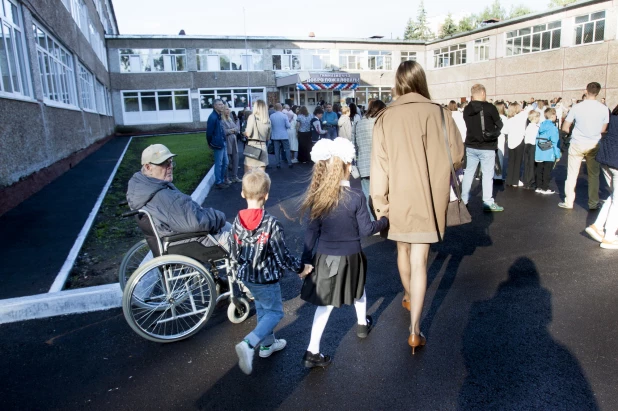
[477,0,508,22]
[548,0,576,7]
[457,15,477,33]
[509,4,534,19]
[403,1,434,41]
[439,13,459,38]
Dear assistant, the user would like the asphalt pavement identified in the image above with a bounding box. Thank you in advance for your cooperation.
[1,155,617,410]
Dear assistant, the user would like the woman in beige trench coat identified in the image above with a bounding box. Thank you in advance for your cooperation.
[370,61,464,354]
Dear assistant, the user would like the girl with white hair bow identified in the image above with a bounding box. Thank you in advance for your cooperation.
[298,138,389,368]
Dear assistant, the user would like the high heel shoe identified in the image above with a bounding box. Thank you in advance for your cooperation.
[402,299,411,311]
[408,332,426,355]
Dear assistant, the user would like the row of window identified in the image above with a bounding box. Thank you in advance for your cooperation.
[34,21,112,114]
[0,0,29,98]
[121,88,268,125]
[118,48,418,73]
[434,11,607,68]
[61,0,108,68]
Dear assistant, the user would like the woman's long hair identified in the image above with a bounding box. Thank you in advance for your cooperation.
[365,99,386,118]
[300,157,349,220]
[299,105,309,116]
[612,104,618,116]
[394,60,431,100]
[253,100,270,124]
[349,103,359,119]
[507,102,521,118]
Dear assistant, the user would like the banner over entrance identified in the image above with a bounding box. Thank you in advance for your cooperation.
[276,72,360,88]
[296,83,359,90]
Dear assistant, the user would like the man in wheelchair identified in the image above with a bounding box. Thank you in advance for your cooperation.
[126,143,232,258]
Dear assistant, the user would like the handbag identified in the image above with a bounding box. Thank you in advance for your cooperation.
[439,109,472,227]
[350,164,360,179]
[537,138,553,151]
[480,107,501,142]
[243,143,263,160]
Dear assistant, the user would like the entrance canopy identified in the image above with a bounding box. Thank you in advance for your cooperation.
[277,71,360,91]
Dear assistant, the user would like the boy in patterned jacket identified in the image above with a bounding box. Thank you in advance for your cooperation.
[230,170,312,375]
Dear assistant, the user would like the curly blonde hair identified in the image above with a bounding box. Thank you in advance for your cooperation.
[300,157,349,220]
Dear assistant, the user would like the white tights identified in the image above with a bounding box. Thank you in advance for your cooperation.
[307,289,367,354]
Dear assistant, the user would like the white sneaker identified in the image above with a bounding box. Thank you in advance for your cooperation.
[543,190,556,195]
[259,338,287,358]
[535,188,543,193]
[600,238,618,249]
[291,158,299,164]
[585,225,604,243]
[518,181,524,187]
[235,340,254,375]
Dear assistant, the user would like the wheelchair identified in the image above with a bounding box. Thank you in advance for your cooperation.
[119,208,252,343]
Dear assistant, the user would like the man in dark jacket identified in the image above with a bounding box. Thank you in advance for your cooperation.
[207,99,229,189]
[127,144,230,249]
[461,84,504,212]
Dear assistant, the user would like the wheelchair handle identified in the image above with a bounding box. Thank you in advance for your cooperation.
[121,210,139,218]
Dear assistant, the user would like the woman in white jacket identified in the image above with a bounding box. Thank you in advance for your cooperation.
[504,102,532,187]
[495,102,508,181]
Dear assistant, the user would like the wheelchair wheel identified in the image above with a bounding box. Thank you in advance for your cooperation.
[227,297,251,324]
[122,255,216,343]
[119,239,152,290]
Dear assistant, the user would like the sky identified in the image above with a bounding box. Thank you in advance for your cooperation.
[113,0,551,39]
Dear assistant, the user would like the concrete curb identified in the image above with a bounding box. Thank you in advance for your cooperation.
[0,136,217,324]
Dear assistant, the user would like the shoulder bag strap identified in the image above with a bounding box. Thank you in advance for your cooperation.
[438,108,462,201]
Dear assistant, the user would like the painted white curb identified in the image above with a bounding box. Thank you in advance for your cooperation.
[0,284,122,324]
[0,136,216,324]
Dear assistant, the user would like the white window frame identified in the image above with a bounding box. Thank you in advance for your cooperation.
[338,50,365,70]
[367,50,392,70]
[433,43,467,69]
[301,49,331,70]
[474,37,490,62]
[196,49,263,71]
[198,87,265,121]
[0,0,32,100]
[271,49,301,71]
[505,21,561,57]
[119,49,187,73]
[33,22,78,108]
[400,51,417,63]
[121,89,192,125]
[354,86,393,105]
[574,11,605,46]
[94,80,105,114]
[78,63,96,112]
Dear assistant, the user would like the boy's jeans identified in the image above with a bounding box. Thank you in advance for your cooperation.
[243,282,284,347]
[462,147,495,205]
[213,144,229,184]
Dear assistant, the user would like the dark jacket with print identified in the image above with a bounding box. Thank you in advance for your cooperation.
[596,114,618,169]
[229,209,303,284]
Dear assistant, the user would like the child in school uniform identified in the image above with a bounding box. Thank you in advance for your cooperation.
[299,138,389,368]
[524,110,541,190]
[535,108,562,194]
[230,170,313,375]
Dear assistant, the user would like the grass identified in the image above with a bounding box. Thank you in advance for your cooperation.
[67,132,213,289]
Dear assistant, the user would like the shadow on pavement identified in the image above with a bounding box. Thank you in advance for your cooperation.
[458,257,598,410]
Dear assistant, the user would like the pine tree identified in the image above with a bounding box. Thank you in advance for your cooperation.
[457,15,476,32]
[478,0,507,22]
[403,1,434,41]
[439,13,459,38]
[548,0,576,7]
[509,4,534,19]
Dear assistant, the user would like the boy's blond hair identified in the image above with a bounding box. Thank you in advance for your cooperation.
[544,107,556,119]
[242,169,271,200]
[528,110,540,122]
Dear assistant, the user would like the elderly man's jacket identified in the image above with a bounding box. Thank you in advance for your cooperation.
[127,171,226,237]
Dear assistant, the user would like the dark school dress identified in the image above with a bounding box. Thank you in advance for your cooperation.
[300,186,388,307]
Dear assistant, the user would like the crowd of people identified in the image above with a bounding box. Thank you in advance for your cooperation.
[148,59,617,377]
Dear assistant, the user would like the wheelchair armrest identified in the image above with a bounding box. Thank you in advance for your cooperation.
[162,231,212,243]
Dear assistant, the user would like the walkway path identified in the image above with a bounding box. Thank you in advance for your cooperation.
[0,137,129,299]
[0,156,616,409]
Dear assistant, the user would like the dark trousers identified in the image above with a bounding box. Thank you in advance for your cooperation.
[535,161,553,191]
[506,141,525,186]
[297,131,312,163]
[523,144,536,188]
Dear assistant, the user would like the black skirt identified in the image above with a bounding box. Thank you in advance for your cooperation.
[301,252,367,308]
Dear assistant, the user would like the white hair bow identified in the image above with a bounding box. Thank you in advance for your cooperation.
[310,137,356,164]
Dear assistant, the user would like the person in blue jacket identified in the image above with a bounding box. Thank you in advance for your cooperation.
[535,108,562,194]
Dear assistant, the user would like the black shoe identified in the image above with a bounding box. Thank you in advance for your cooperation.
[357,315,373,338]
[302,351,331,368]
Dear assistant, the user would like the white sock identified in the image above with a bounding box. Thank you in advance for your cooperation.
[354,289,367,325]
[307,305,334,354]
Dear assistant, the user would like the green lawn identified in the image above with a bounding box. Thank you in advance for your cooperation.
[67,132,213,289]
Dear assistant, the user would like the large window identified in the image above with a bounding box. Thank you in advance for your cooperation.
[119,49,186,73]
[433,43,467,68]
[574,11,605,45]
[301,49,331,70]
[198,88,265,121]
[474,37,490,62]
[338,50,365,70]
[33,22,78,107]
[122,90,191,124]
[197,49,263,71]
[78,63,96,111]
[271,49,301,71]
[506,21,561,56]
[400,51,417,62]
[0,0,30,98]
[368,50,392,70]
[94,80,107,115]
[355,86,393,105]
